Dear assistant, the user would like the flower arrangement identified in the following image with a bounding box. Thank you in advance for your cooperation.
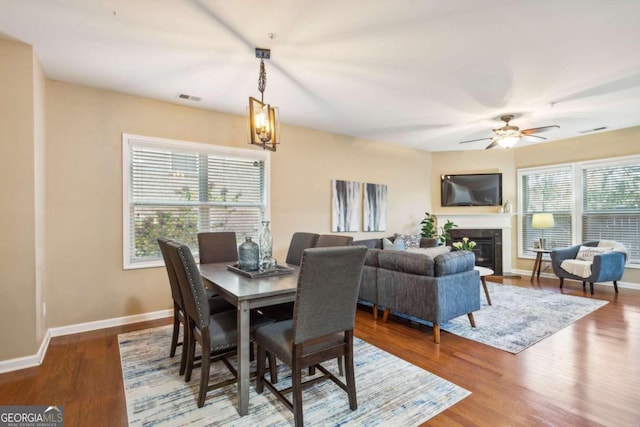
[452,237,476,251]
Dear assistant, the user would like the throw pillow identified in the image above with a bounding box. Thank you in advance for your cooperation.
[382,237,405,251]
[576,245,612,262]
[406,246,451,258]
[394,233,421,249]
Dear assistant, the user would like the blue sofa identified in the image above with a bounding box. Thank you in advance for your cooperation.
[357,248,480,343]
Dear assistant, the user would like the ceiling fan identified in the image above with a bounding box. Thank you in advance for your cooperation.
[459,115,559,149]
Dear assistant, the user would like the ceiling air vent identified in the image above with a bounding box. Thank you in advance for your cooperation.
[177,93,202,102]
[578,126,608,134]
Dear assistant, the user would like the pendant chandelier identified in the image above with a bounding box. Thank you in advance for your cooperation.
[248,48,280,151]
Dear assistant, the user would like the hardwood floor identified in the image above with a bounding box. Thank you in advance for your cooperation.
[1,276,639,426]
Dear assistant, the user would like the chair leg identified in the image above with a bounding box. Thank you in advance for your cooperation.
[337,356,344,376]
[185,324,196,382]
[467,312,476,328]
[433,324,441,344]
[372,304,378,320]
[269,353,278,384]
[170,307,180,357]
[256,345,265,394]
[382,308,390,323]
[559,277,564,289]
[613,281,619,293]
[345,331,357,410]
[197,340,210,408]
[582,281,586,290]
[179,320,189,376]
[590,282,594,295]
[292,347,304,427]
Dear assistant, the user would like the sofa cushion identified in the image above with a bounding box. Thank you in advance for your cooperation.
[364,248,382,267]
[379,251,434,276]
[394,233,421,249]
[382,237,405,250]
[406,246,450,258]
[351,238,382,249]
[434,251,475,277]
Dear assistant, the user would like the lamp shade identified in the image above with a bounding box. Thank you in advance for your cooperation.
[531,213,555,229]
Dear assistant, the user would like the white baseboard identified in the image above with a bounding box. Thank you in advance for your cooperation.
[508,269,640,290]
[0,309,172,374]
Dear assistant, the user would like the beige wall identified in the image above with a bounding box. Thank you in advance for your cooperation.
[0,39,38,360]
[432,127,640,284]
[44,81,432,331]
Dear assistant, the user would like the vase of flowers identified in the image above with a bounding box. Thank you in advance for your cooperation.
[452,237,476,251]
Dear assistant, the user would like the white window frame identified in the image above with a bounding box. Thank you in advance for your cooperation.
[122,133,270,269]
[518,154,640,268]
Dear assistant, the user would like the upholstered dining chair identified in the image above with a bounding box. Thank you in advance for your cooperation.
[197,231,238,264]
[255,246,367,426]
[315,234,354,248]
[260,232,320,324]
[285,232,320,266]
[157,238,235,376]
[166,240,272,407]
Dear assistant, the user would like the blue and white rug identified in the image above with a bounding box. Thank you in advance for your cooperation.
[119,326,470,426]
[440,282,609,353]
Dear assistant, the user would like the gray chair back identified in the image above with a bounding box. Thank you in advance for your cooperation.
[315,234,354,248]
[285,232,320,266]
[167,241,211,329]
[157,238,183,307]
[197,232,238,264]
[292,246,367,344]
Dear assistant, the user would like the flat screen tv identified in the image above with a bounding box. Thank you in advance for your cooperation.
[441,173,502,207]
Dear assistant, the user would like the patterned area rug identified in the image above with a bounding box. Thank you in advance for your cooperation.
[440,282,609,353]
[119,326,470,426]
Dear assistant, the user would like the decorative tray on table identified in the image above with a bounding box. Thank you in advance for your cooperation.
[226,263,295,279]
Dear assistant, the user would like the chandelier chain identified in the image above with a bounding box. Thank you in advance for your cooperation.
[257,59,267,102]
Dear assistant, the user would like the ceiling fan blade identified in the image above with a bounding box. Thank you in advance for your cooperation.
[524,134,547,140]
[521,125,560,135]
[459,137,492,144]
[485,140,498,150]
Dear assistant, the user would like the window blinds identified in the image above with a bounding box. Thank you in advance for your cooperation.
[520,167,573,253]
[125,137,267,267]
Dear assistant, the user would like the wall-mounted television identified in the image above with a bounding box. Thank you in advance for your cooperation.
[441,173,503,207]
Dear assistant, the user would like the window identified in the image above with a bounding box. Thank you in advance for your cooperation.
[123,134,270,269]
[518,155,640,267]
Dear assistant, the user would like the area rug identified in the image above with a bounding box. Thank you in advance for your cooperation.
[119,326,470,426]
[439,282,609,353]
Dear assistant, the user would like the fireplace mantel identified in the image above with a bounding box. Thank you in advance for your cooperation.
[434,213,514,273]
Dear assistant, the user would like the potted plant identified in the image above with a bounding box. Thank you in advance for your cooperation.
[420,212,457,245]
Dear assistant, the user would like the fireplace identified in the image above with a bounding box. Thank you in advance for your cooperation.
[449,228,503,275]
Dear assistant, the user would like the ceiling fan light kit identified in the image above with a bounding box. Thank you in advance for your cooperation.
[459,114,559,150]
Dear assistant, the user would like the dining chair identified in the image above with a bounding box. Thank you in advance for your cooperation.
[157,238,235,376]
[197,231,239,264]
[315,234,354,248]
[259,232,320,325]
[255,246,367,426]
[285,232,320,266]
[166,240,272,407]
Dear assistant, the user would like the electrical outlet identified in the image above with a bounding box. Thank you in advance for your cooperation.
[543,262,551,271]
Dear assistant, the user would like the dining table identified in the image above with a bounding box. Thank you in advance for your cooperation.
[198,262,299,416]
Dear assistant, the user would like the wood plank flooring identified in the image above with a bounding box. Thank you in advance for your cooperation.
[1,276,638,426]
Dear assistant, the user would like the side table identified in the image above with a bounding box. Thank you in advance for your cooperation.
[530,249,552,282]
[474,266,493,306]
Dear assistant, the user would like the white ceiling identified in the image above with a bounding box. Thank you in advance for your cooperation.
[1,0,639,151]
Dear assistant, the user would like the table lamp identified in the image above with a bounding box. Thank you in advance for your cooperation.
[531,213,555,249]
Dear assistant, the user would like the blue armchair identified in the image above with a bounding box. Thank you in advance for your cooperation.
[550,241,627,295]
